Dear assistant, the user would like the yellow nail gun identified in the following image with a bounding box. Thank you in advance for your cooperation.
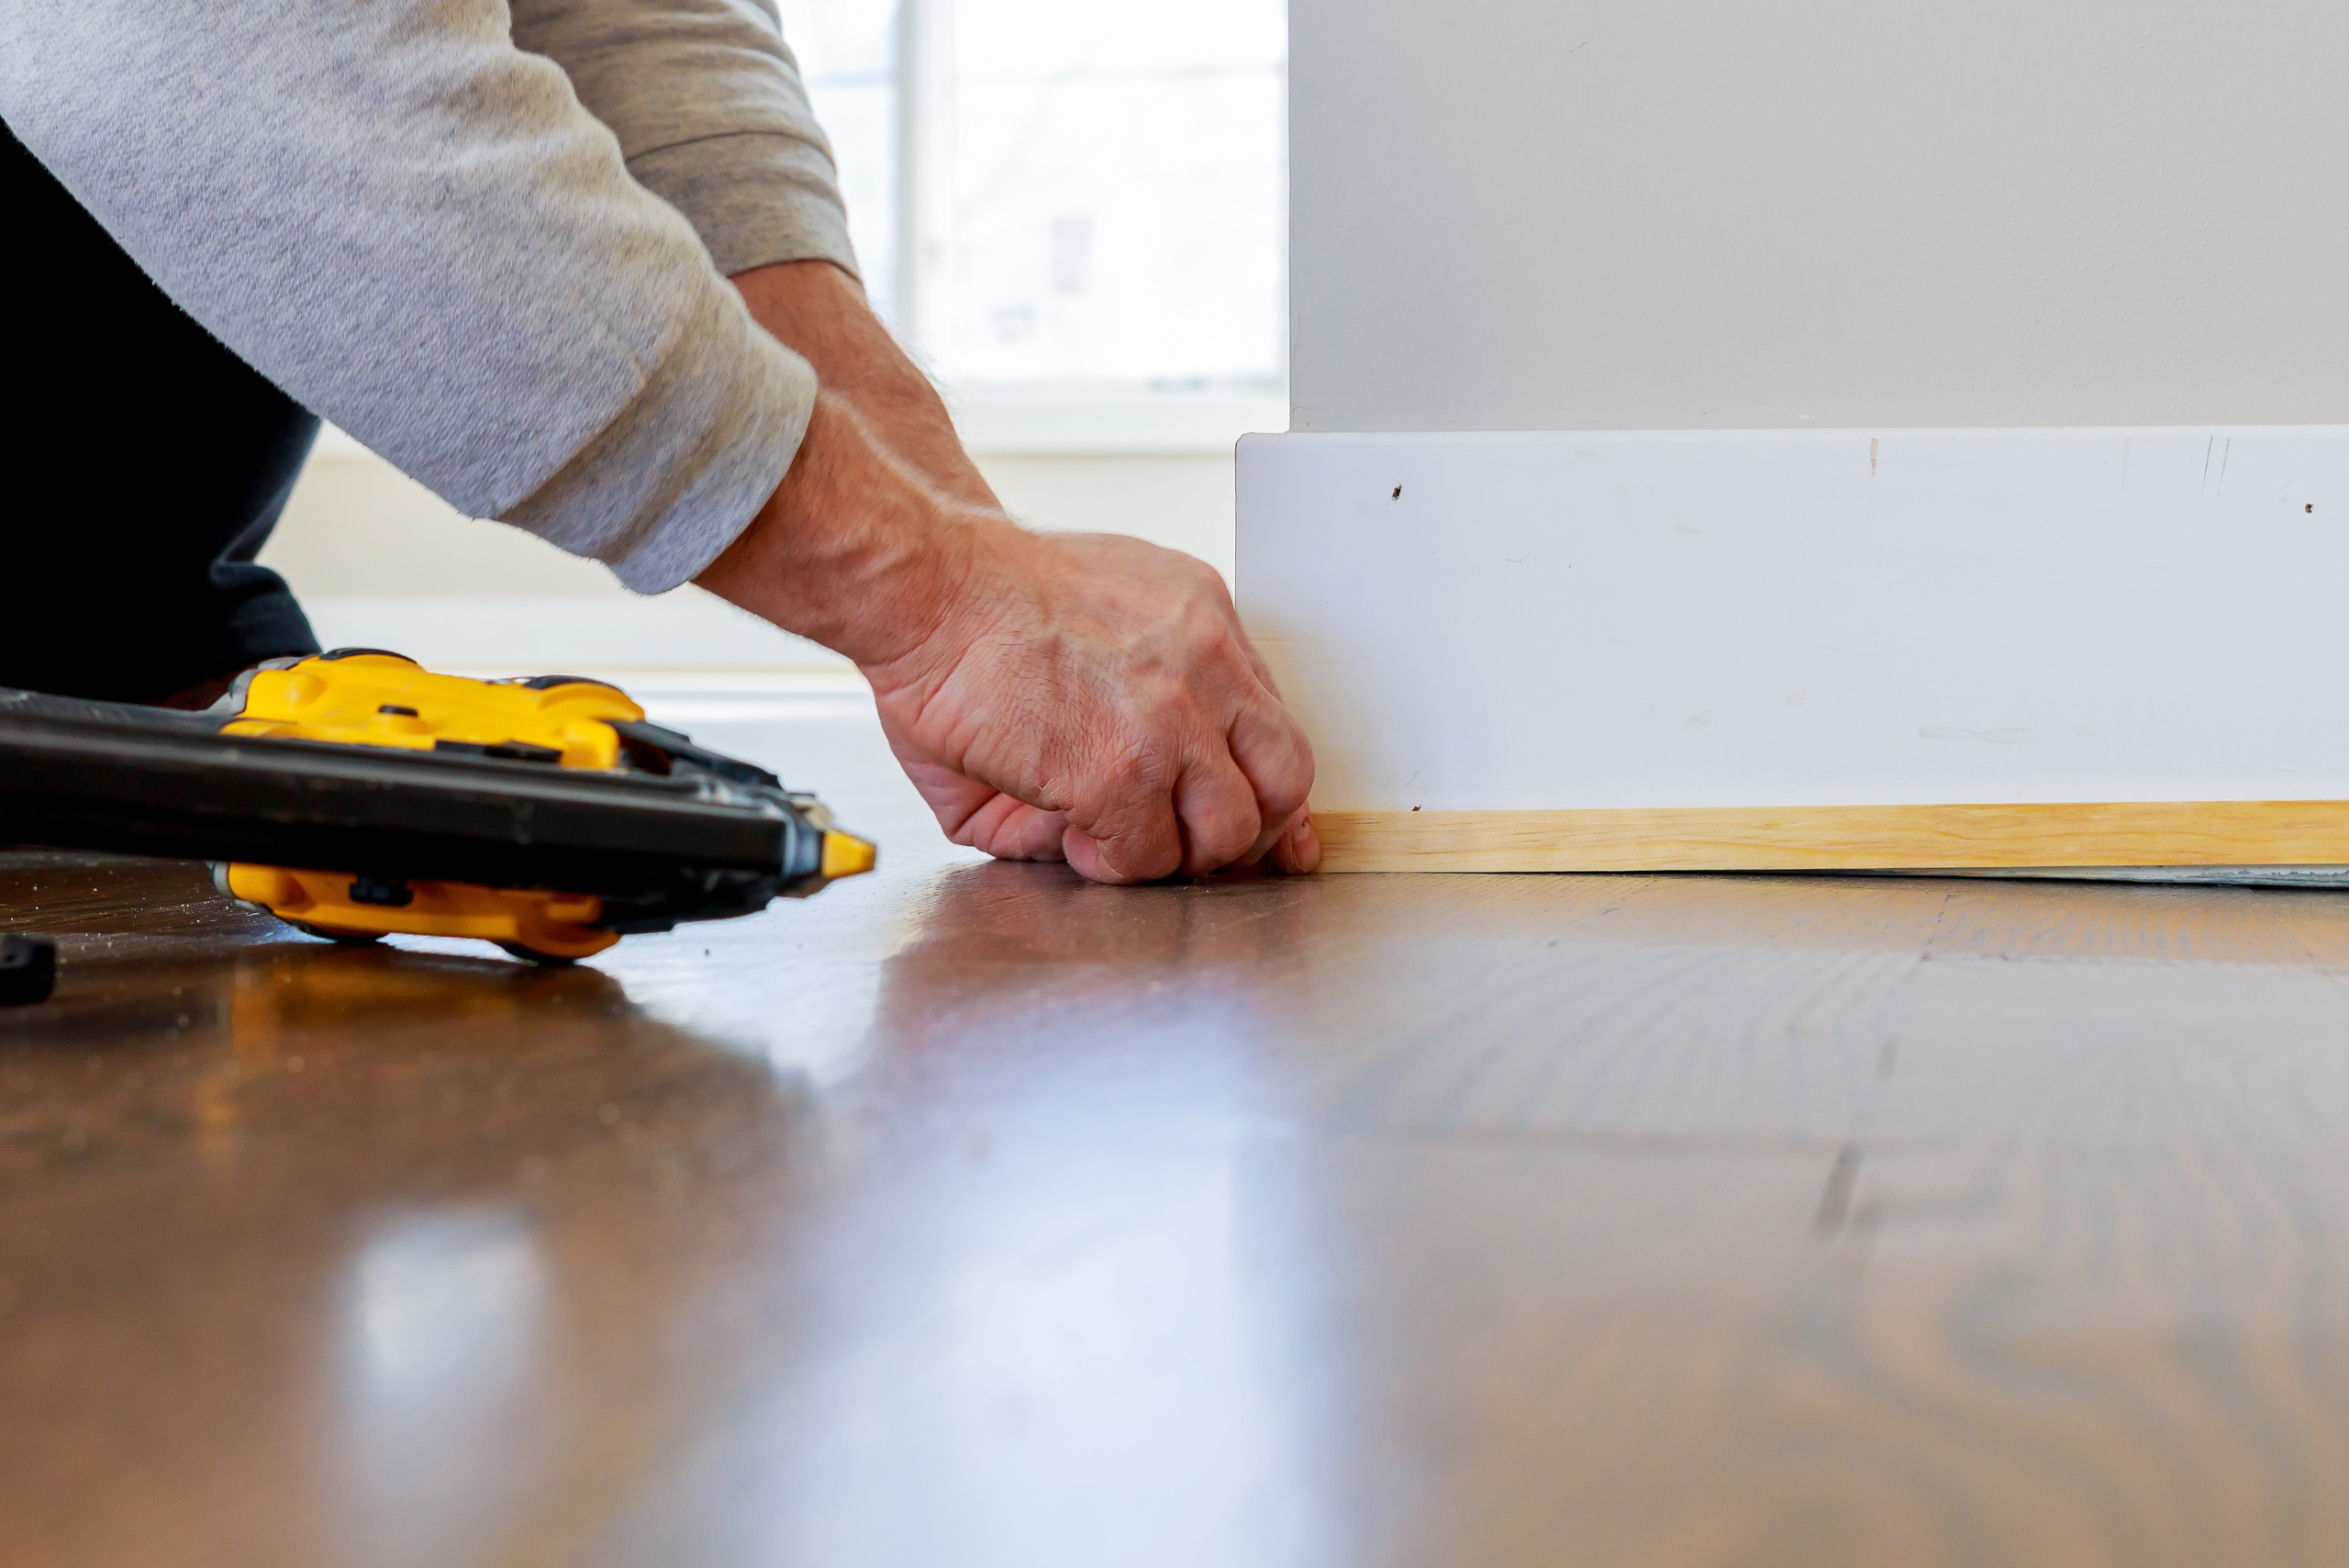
[0,650,874,962]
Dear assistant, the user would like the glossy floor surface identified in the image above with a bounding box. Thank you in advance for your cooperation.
[10,689,2349,1565]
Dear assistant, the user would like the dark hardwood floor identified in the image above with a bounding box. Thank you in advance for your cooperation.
[9,818,2349,1564]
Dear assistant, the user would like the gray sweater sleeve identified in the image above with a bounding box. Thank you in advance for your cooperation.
[511,0,860,280]
[0,0,818,593]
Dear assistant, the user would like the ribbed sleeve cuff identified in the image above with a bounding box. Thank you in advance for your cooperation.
[496,279,818,593]
[629,131,862,281]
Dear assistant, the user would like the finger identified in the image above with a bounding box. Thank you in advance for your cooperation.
[1063,806,1184,884]
[1236,796,1305,869]
[893,757,1069,862]
[1225,695,1315,862]
[1172,752,1264,875]
[895,738,1071,861]
[1266,809,1321,874]
[955,792,1072,861]
[1061,753,1186,884]
[1234,802,1304,869]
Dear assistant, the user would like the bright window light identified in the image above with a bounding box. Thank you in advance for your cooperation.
[787,0,900,316]
[787,0,1286,395]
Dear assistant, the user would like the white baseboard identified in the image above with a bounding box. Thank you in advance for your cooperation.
[299,593,852,674]
[1238,428,2349,811]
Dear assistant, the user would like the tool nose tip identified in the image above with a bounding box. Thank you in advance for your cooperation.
[819,829,878,881]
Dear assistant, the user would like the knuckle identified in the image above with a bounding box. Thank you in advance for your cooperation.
[1193,807,1258,865]
[1233,703,1314,773]
[1115,834,1185,884]
[1258,775,1310,826]
[1177,593,1232,639]
[1179,766,1264,872]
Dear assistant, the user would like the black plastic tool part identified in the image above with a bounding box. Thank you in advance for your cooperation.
[349,875,417,908]
[0,935,56,1006]
[607,720,783,787]
[0,698,839,933]
[432,738,565,764]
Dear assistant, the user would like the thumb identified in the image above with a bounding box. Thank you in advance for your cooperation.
[1061,800,1185,884]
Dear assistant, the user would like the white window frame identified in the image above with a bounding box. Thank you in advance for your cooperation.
[885,0,1288,457]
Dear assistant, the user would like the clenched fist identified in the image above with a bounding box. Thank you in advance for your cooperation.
[698,386,1319,883]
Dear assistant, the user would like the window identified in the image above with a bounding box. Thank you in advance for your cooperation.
[789,0,1287,443]
[783,0,901,315]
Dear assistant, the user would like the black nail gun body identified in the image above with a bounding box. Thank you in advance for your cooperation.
[0,651,874,962]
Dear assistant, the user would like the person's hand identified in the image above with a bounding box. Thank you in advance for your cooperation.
[866,517,1318,881]
[709,261,1319,881]
[696,371,1319,882]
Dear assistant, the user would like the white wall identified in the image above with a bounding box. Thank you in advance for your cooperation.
[1290,0,2349,432]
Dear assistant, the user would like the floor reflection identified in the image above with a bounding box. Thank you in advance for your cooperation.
[597,862,1344,1568]
[351,1203,549,1394]
[0,897,829,1568]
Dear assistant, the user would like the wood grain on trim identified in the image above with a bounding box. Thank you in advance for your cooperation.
[1313,801,2349,873]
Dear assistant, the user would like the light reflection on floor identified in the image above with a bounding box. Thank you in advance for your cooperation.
[340,1206,555,1566]
[598,998,1342,1568]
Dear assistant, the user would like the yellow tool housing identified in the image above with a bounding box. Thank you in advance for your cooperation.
[209,651,870,962]
[222,651,646,765]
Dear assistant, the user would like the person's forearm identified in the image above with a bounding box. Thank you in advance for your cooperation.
[696,390,977,671]
[707,261,985,665]
[729,260,999,511]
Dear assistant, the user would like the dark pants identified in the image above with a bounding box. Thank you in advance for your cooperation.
[2,118,319,703]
